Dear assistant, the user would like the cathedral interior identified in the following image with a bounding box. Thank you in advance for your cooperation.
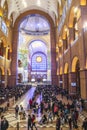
[0,0,87,130]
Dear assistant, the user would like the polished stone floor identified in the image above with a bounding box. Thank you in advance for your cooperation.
[0,87,87,130]
[3,87,56,130]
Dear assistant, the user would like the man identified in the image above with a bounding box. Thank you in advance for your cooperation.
[15,105,19,119]
[1,117,9,130]
[82,118,87,130]
[56,116,61,130]
[28,115,32,130]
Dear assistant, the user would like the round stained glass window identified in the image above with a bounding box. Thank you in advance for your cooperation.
[36,56,42,62]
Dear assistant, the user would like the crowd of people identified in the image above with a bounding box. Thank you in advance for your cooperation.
[0,84,87,130]
[27,85,87,130]
[0,85,31,115]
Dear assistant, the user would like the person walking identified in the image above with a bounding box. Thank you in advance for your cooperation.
[1,117,9,130]
[82,118,87,130]
[68,116,72,130]
[56,116,61,130]
[27,115,32,130]
[47,110,53,123]
[31,114,37,130]
[15,105,19,119]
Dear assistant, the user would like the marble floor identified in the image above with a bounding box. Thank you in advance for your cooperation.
[2,87,56,130]
[1,87,87,130]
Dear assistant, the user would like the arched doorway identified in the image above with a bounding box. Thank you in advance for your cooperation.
[17,15,50,84]
[11,10,57,86]
[64,63,69,93]
[72,57,81,96]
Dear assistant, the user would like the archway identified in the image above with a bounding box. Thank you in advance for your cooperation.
[11,10,57,86]
[64,63,69,92]
[72,57,81,96]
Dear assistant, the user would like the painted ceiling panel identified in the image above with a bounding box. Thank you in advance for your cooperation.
[5,0,60,23]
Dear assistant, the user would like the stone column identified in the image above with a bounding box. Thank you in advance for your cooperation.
[57,74,60,86]
[63,39,67,51]
[58,74,63,87]
[1,75,5,87]
[69,27,75,43]
[80,70,87,99]
[62,74,69,90]
[51,48,58,85]
[69,72,77,94]
[50,26,58,85]
[10,28,18,86]
[7,75,12,87]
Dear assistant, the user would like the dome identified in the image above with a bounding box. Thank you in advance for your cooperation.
[19,14,50,35]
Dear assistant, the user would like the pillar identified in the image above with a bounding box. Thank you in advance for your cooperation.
[51,26,58,85]
[58,74,63,87]
[80,70,87,99]
[62,74,69,90]
[1,75,5,87]
[10,28,18,86]
[69,27,75,43]
[63,39,67,51]
[69,72,77,95]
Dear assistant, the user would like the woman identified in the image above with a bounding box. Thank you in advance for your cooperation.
[31,114,37,130]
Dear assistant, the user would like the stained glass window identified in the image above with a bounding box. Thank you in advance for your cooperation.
[32,53,47,71]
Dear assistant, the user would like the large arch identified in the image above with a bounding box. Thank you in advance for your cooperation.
[64,62,69,74]
[60,66,62,75]
[72,56,81,95]
[72,56,79,72]
[11,9,57,86]
[28,40,47,57]
[0,66,4,75]
[64,62,69,92]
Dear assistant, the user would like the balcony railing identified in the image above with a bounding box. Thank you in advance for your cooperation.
[58,0,72,33]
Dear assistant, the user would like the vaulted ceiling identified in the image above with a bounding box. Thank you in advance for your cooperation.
[0,0,63,25]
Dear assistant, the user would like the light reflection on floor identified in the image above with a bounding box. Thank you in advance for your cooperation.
[4,87,84,130]
[13,87,36,110]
